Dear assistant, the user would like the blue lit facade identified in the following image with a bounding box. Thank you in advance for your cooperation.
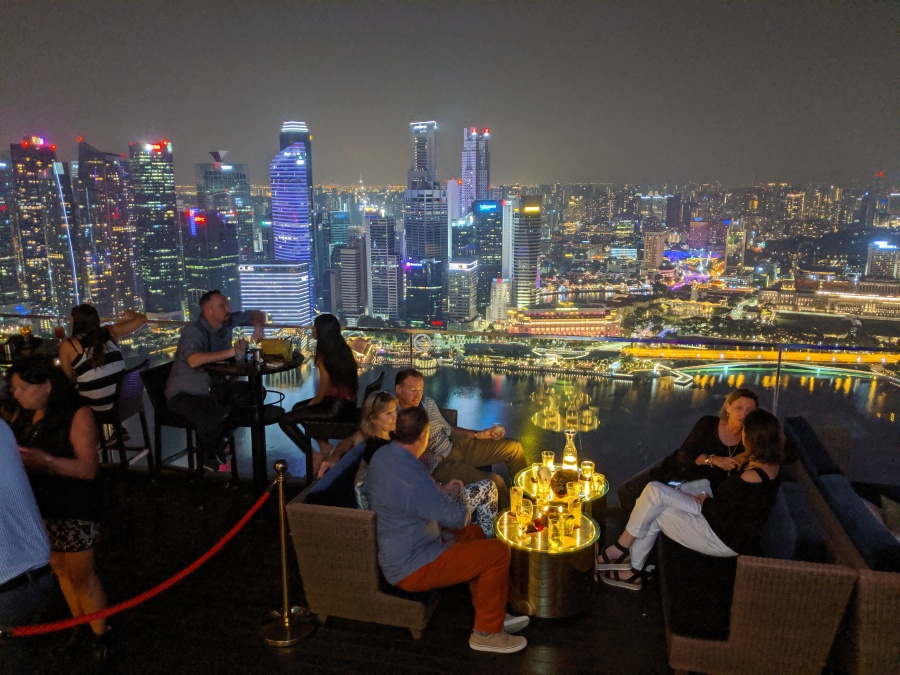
[472,199,502,310]
[269,142,314,319]
[238,262,311,327]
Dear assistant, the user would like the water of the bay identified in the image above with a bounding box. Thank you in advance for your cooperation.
[203,361,898,502]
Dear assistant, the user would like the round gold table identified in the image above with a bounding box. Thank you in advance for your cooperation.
[495,510,600,618]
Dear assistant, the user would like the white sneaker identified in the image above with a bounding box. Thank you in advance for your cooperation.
[503,613,530,633]
[469,630,527,654]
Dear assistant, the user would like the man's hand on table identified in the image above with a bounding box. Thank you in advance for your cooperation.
[232,338,249,359]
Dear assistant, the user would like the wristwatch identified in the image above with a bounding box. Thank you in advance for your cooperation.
[705,454,715,467]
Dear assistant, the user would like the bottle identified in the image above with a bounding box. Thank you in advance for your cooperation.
[562,429,578,471]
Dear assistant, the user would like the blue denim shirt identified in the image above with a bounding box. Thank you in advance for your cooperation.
[364,441,469,585]
[165,311,255,400]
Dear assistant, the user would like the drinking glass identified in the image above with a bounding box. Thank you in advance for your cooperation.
[538,467,552,497]
[510,486,523,515]
[547,513,562,548]
[592,473,606,492]
[581,461,594,480]
[542,450,555,469]
[536,496,550,515]
[516,500,533,542]
[568,497,582,525]
[567,481,581,500]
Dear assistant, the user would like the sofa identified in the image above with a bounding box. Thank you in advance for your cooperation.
[783,416,900,675]
[284,408,458,638]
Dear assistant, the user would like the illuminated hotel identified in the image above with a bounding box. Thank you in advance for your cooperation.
[508,195,543,309]
[238,262,310,327]
[507,307,621,337]
[129,139,182,316]
[10,136,80,315]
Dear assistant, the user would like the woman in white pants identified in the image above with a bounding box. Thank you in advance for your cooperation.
[597,409,784,591]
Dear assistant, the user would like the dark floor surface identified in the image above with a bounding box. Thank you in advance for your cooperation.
[13,469,669,675]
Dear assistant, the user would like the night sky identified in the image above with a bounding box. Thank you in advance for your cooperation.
[2,1,897,186]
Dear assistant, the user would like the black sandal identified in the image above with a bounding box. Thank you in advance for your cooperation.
[600,568,642,591]
[596,541,632,571]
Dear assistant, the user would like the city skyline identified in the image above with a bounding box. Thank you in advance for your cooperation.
[3,1,897,187]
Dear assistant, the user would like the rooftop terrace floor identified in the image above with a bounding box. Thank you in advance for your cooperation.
[16,470,670,674]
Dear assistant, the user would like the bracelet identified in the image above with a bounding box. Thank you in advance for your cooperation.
[705,454,715,467]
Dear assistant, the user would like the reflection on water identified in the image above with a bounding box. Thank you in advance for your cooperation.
[206,361,899,494]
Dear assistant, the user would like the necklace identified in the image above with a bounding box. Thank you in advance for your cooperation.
[724,443,738,457]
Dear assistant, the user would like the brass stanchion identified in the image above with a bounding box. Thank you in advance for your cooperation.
[260,459,315,647]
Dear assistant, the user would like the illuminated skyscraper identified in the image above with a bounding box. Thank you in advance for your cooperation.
[365,214,402,321]
[0,152,20,307]
[77,140,143,318]
[196,153,253,261]
[335,238,366,321]
[447,259,478,326]
[508,196,542,309]
[472,199,502,310]
[269,138,314,324]
[9,136,80,314]
[181,209,240,315]
[460,128,490,215]
[238,262,310,326]
[643,230,667,271]
[405,121,446,324]
[724,222,747,272]
[451,212,476,259]
[866,242,899,279]
[688,219,709,251]
[129,139,183,316]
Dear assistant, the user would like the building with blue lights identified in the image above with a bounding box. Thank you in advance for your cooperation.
[238,262,310,327]
[196,153,254,262]
[461,128,490,216]
[181,209,240,316]
[473,199,502,311]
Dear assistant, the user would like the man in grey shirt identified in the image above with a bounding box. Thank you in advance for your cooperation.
[166,290,265,467]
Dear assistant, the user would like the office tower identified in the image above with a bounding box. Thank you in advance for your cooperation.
[329,211,351,247]
[643,230,667,271]
[408,121,436,188]
[638,194,668,225]
[783,192,805,221]
[238,262,310,326]
[445,179,462,221]
[666,194,682,229]
[460,128,490,215]
[451,213,476,259]
[725,223,747,272]
[487,278,510,323]
[196,153,254,261]
[865,242,899,279]
[447,259,478,325]
[182,209,240,315]
[472,199,502,310]
[509,196,543,309]
[404,121,447,324]
[9,136,80,315]
[335,238,366,320]
[0,152,20,306]
[270,139,314,324]
[76,140,143,318]
[688,219,709,250]
[129,139,183,316]
[365,214,402,321]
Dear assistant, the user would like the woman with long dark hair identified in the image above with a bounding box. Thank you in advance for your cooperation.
[278,314,360,476]
[58,304,147,412]
[9,357,111,661]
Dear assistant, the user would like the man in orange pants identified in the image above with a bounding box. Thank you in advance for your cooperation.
[364,407,529,653]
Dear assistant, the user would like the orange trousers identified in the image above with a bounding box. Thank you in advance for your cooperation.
[397,524,510,634]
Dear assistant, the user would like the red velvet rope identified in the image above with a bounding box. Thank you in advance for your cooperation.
[5,488,272,638]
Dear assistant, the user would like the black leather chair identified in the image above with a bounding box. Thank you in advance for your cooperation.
[94,359,152,470]
[141,361,237,482]
[359,371,385,406]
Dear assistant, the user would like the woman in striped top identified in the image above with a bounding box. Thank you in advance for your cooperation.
[58,305,147,412]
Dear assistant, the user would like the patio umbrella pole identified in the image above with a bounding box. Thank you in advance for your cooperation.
[261,459,315,646]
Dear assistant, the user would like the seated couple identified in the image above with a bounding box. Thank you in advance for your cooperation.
[364,406,529,654]
[597,408,785,591]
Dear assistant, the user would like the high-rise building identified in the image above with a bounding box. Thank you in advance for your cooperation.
[182,209,240,315]
[643,230,667,271]
[472,199,502,310]
[408,121,436,188]
[866,242,899,279]
[451,213,476,259]
[0,152,21,307]
[487,278,510,323]
[404,121,446,324]
[196,153,254,261]
[129,139,183,316]
[76,140,143,318]
[688,219,709,251]
[335,238,366,321]
[329,211,351,247]
[238,262,310,326]
[445,179,462,222]
[270,139,314,324]
[460,128,490,216]
[447,259,478,326]
[725,222,747,272]
[365,214,402,321]
[10,136,80,315]
[509,196,542,309]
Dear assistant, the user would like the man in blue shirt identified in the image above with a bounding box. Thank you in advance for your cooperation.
[166,289,265,468]
[365,407,528,654]
[0,419,53,671]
